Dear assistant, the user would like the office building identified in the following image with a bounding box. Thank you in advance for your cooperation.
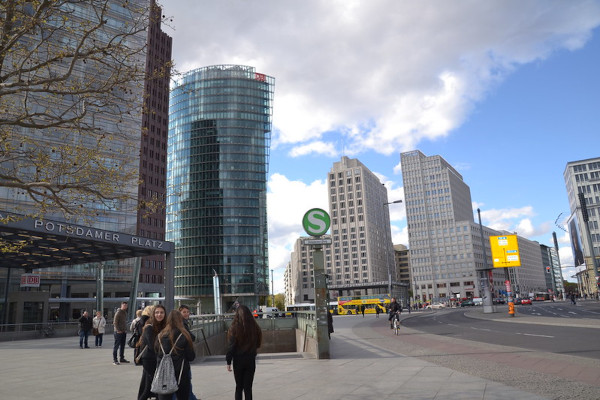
[166,65,275,312]
[0,1,161,322]
[136,1,173,296]
[286,236,332,305]
[564,157,600,296]
[540,244,565,299]
[393,244,411,287]
[327,157,399,297]
[401,150,550,302]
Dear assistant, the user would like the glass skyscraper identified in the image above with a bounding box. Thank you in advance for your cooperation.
[167,65,274,312]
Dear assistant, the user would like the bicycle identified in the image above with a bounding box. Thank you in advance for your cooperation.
[392,311,401,335]
[40,324,55,338]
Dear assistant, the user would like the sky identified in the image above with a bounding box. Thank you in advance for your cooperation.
[162,0,600,293]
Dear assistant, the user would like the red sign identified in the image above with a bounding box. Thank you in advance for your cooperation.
[254,73,266,82]
[20,274,41,288]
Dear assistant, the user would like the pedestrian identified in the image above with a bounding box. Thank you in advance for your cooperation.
[179,304,198,400]
[130,309,143,334]
[327,310,334,339]
[156,310,196,400]
[361,306,365,318]
[375,306,380,318]
[133,306,154,365]
[570,293,577,305]
[226,305,262,400]
[93,311,106,347]
[113,301,130,365]
[78,310,93,348]
[137,304,166,400]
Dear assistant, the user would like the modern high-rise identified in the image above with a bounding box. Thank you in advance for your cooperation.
[0,1,158,321]
[136,1,172,296]
[401,150,549,302]
[327,157,398,297]
[564,157,600,296]
[166,65,275,312]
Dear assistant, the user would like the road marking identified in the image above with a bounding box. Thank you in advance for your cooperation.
[568,311,577,315]
[516,333,554,338]
[470,327,491,332]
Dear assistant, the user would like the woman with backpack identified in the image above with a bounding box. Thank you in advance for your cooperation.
[137,305,166,400]
[226,304,262,400]
[155,309,196,400]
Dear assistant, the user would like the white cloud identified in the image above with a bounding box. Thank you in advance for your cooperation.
[288,141,339,158]
[166,0,600,157]
[267,173,328,279]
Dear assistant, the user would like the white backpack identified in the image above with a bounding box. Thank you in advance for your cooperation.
[151,333,184,395]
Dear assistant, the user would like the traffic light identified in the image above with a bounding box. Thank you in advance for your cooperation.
[546,266,551,273]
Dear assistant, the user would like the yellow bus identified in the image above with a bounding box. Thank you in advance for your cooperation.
[337,295,390,315]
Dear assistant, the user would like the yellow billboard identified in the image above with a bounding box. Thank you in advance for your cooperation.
[489,235,521,268]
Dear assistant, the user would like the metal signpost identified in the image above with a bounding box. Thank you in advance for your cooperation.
[302,208,331,359]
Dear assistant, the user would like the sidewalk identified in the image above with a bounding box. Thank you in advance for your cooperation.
[0,318,549,400]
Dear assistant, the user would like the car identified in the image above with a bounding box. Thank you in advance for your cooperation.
[460,299,475,307]
[494,298,506,304]
[520,298,532,305]
[425,302,446,310]
[513,298,522,305]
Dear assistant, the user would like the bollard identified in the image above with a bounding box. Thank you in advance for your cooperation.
[508,302,515,317]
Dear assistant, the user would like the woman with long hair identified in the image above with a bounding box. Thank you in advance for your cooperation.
[137,305,166,400]
[156,310,196,400]
[226,304,262,400]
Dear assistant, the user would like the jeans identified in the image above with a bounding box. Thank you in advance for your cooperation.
[95,333,103,346]
[113,331,127,361]
[79,329,90,348]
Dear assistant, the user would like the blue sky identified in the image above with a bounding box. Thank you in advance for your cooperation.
[164,0,600,291]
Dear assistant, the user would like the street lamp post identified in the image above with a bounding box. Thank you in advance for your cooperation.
[384,200,403,298]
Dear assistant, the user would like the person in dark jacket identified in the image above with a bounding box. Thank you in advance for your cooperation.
[226,305,262,400]
[156,310,196,400]
[78,310,93,348]
[388,298,401,329]
[137,305,166,400]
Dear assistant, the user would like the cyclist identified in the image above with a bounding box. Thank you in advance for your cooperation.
[388,297,401,329]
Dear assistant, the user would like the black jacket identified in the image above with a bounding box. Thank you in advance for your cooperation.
[389,301,401,314]
[157,329,196,378]
[79,315,93,332]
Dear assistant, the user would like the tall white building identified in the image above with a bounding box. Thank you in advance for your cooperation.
[400,150,547,301]
[564,157,600,295]
[327,157,396,296]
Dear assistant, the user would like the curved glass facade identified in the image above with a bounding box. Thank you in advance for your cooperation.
[167,65,274,309]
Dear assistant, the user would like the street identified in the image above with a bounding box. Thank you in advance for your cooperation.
[401,304,600,359]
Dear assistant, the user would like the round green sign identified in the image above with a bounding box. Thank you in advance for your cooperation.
[302,208,330,236]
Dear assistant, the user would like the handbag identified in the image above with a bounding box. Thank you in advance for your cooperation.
[92,328,99,336]
[128,332,139,348]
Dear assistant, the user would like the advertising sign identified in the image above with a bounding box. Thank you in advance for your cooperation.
[20,274,41,288]
[490,235,521,268]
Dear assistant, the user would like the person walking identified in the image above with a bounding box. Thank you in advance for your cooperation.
[78,310,93,348]
[179,304,198,400]
[93,311,106,347]
[137,304,166,400]
[113,301,130,365]
[375,306,380,318]
[226,304,262,400]
[156,310,196,400]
